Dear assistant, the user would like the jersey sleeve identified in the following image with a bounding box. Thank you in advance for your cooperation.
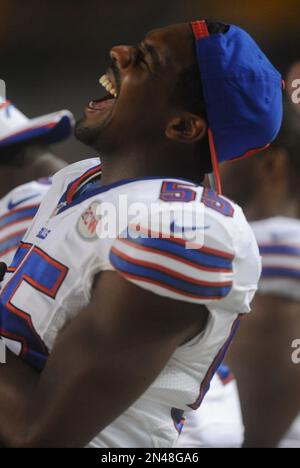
[0,179,51,265]
[109,201,261,314]
[251,218,300,301]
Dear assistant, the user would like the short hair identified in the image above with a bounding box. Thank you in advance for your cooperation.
[172,21,229,175]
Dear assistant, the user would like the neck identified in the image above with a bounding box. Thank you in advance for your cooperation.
[0,152,66,199]
[98,145,204,186]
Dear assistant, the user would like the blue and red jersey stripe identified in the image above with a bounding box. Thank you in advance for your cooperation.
[110,248,232,300]
[0,229,27,258]
[116,229,234,272]
[259,244,300,256]
[0,205,39,231]
[188,314,242,410]
[262,266,300,280]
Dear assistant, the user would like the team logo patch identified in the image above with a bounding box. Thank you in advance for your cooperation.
[77,201,100,240]
[37,227,51,240]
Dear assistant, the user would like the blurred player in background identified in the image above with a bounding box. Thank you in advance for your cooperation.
[0,100,74,265]
[0,20,281,447]
[223,63,300,448]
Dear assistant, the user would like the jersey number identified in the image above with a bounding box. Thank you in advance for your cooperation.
[0,242,68,370]
[160,182,234,217]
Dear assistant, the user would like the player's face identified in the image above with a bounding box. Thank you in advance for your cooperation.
[75,23,196,152]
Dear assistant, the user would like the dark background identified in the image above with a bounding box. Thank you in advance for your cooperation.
[0,0,299,161]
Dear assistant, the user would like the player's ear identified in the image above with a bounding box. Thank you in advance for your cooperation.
[165,113,207,144]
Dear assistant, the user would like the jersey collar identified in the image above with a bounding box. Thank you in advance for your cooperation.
[54,165,199,216]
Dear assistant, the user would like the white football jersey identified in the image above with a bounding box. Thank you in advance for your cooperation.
[0,158,261,448]
[176,364,244,448]
[251,217,300,448]
[0,179,51,266]
[251,217,300,301]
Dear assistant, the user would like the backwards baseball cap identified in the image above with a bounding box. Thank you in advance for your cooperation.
[191,20,283,193]
[0,100,74,149]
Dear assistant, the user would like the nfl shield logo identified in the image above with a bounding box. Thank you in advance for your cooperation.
[77,201,100,240]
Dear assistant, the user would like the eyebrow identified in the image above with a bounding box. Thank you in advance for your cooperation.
[142,42,162,71]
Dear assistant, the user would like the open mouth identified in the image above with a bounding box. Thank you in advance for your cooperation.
[99,73,118,98]
[86,73,119,113]
[87,95,115,112]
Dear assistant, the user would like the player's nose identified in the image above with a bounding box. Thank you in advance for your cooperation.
[110,45,136,70]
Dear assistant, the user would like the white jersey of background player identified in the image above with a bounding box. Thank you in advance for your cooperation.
[252,217,300,448]
[0,179,51,266]
[0,178,244,448]
[0,98,73,263]
[0,158,260,447]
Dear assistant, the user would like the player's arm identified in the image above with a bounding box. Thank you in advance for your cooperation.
[0,270,207,448]
[226,293,300,447]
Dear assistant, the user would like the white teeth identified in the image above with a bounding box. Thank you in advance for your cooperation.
[99,74,118,98]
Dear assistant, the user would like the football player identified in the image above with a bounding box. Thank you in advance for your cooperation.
[223,64,300,447]
[0,20,282,447]
[0,93,242,448]
[0,99,74,265]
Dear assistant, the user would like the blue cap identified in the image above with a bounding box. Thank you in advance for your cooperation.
[191,21,283,190]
